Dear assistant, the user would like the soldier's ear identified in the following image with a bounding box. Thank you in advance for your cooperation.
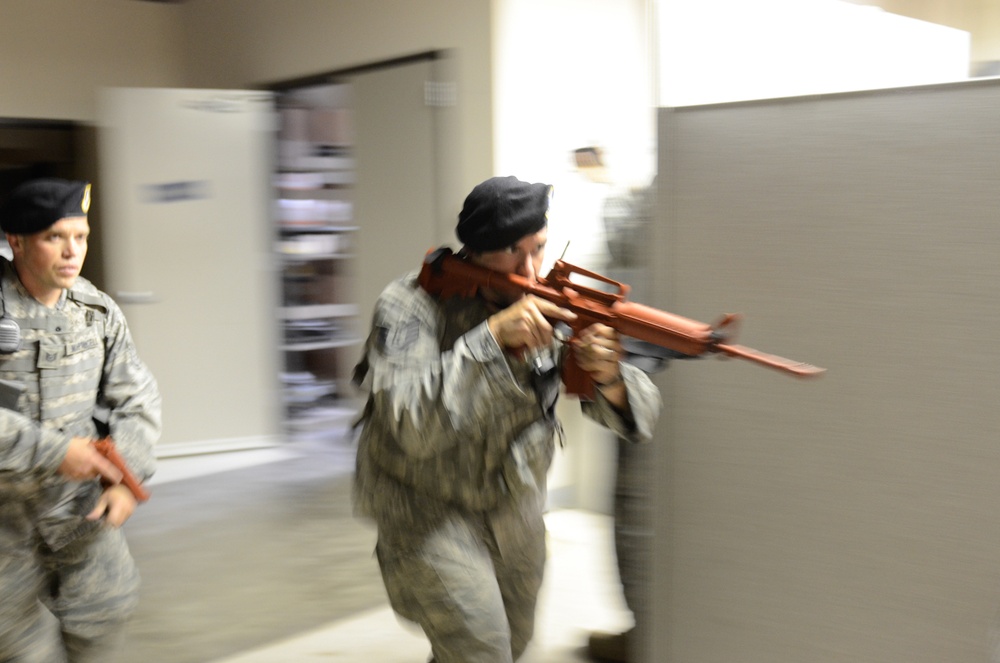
[5,234,23,254]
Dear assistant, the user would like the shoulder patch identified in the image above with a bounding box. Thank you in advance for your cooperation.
[376,319,419,355]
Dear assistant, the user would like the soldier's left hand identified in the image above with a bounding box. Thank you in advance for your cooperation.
[87,484,138,528]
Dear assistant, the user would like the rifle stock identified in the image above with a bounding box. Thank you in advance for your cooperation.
[418,247,824,399]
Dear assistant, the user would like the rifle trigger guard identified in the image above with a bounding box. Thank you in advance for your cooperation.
[552,321,573,344]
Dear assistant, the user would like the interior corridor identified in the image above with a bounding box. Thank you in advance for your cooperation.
[123,430,632,662]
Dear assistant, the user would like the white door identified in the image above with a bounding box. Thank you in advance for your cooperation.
[97,88,280,452]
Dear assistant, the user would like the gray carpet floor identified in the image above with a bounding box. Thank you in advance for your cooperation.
[121,439,385,663]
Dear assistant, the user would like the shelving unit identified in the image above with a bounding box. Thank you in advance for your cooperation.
[274,84,361,437]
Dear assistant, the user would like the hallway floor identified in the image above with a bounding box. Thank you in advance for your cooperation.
[124,432,632,662]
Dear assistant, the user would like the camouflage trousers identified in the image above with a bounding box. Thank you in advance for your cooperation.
[0,525,140,663]
[613,438,654,660]
[376,508,547,663]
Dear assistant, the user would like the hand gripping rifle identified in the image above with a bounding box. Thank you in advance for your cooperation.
[93,437,151,503]
[418,247,825,399]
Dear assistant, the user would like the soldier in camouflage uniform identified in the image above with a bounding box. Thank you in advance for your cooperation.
[0,179,161,662]
[353,176,661,663]
[588,178,658,663]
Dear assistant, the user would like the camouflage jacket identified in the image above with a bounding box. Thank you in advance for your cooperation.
[0,258,161,551]
[352,269,661,536]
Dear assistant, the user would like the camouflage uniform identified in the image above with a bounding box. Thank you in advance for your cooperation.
[353,270,661,663]
[0,257,161,663]
[602,182,656,662]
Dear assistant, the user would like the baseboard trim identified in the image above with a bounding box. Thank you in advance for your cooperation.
[155,435,283,459]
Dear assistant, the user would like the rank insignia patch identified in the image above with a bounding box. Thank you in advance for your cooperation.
[377,319,419,354]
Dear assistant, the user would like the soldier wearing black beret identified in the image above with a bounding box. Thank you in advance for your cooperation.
[351,175,661,661]
[0,178,161,662]
[456,175,552,253]
[1,177,91,235]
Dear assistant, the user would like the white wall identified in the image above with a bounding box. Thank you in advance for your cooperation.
[658,0,970,106]
[493,0,656,512]
[493,0,655,186]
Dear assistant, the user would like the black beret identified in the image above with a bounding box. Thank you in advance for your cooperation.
[456,176,551,252]
[0,178,91,235]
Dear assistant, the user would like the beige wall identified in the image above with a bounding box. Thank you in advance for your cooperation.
[0,0,493,206]
[0,0,187,120]
[178,0,494,201]
[858,0,1000,62]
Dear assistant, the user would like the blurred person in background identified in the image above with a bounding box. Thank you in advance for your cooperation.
[568,146,659,663]
[0,178,161,663]
[553,145,666,663]
[351,175,661,663]
[542,147,612,275]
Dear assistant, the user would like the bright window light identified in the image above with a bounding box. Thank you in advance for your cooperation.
[658,0,971,106]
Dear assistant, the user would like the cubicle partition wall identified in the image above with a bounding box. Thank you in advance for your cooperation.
[652,79,1000,663]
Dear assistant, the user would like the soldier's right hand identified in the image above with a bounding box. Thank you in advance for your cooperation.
[488,295,577,351]
[57,437,124,484]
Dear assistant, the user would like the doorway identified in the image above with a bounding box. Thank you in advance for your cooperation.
[269,51,445,438]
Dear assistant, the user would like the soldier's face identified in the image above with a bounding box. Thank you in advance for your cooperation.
[472,228,547,281]
[8,216,89,304]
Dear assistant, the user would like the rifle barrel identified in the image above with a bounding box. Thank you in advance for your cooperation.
[715,343,826,378]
